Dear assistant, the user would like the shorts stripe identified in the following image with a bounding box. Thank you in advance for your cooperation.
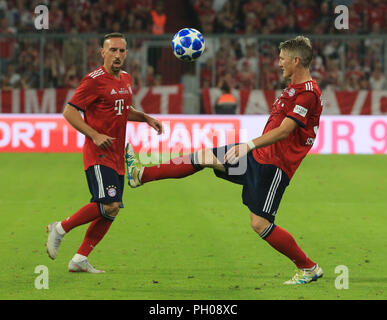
[260,223,275,239]
[94,165,105,198]
[263,168,282,213]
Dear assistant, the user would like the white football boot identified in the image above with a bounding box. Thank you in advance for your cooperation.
[46,222,65,260]
[68,257,105,273]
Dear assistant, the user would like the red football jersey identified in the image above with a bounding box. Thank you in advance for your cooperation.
[68,66,133,175]
[253,79,322,180]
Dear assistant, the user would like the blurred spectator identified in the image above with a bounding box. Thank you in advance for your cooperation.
[310,56,326,88]
[129,60,143,90]
[242,0,264,18]
[154,74,162,86]
[20,63,39,89]
[258,63,279,90]
[0,64,21,89]
[237,42,258,75]
[146,65,155,86]
[212,0,228,13]
[366,0,386,29]
[244,12,260,34]
[193,0,216,33]
[18,1,35,32]
[359,75,371,90]
[0,18,15,72]
[215,80,237,114]
[345,58,364,82]
[274,5,290,33]
[63,65,80,88]
[236,60,256,90]
[369,63,386,90]
[293,0,316,32]
[322,59,343,90]
[151,1,167,35]
[314,1,333,34]
[44,43,65,88]
[263,0,281,19]
[215,0,240,33]
[217,72,235,92]
[49,1,64,32]
[62,28,83,72]
[130,0,153,26]
[344,74,361,91]
[348,5,363,33]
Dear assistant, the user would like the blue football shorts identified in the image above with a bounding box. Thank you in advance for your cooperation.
[211,144,290,223]
[85,164,124,207]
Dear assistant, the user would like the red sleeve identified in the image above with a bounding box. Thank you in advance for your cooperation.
[286,92,317,128]
[68,76,98,111]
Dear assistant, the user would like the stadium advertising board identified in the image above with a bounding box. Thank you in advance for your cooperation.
[2,88,387,116]
[202,88,387,115]
[0,115,386,154]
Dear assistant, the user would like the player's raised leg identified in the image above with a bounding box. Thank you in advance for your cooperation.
[126,143,225,187]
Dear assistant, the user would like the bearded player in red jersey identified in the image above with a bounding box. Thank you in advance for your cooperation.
[127,36,324,284]
[45,33,163,273]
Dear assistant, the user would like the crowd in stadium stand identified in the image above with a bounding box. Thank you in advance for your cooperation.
[0,0,386,90]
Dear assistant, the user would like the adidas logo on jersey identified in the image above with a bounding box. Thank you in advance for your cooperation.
[111,89,117,95]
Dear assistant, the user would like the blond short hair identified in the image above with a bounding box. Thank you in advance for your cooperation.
[279,36,313,68]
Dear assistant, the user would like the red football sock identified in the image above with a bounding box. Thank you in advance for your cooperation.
[76,216,113,257]
[264,225,315,269]
[141,154,198,183]
[61,202,101,233]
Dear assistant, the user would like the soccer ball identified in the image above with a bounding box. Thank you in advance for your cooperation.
[171,28,205,62]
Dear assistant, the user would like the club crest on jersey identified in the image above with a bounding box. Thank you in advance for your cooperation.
[283,87,295,97]
[106,185,117,197]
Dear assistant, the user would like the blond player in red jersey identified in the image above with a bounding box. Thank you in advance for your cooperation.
[46,33,163,273]
[127,36,324,284]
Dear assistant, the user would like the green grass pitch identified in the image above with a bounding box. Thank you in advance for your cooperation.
[0,153,386,300]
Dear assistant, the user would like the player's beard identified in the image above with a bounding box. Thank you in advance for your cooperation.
[111,61,122,73]
[111,65,121,73]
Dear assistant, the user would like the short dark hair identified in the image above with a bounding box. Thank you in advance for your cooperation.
[102,32,126,47]
[279,36,313,68]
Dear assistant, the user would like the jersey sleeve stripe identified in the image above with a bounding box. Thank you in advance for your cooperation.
[68,102,85,112]
[286,115,306,128]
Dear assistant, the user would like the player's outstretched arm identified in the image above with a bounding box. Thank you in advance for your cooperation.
[63,104,115,150]
[128,106,163,135]
[224,117,298,164]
